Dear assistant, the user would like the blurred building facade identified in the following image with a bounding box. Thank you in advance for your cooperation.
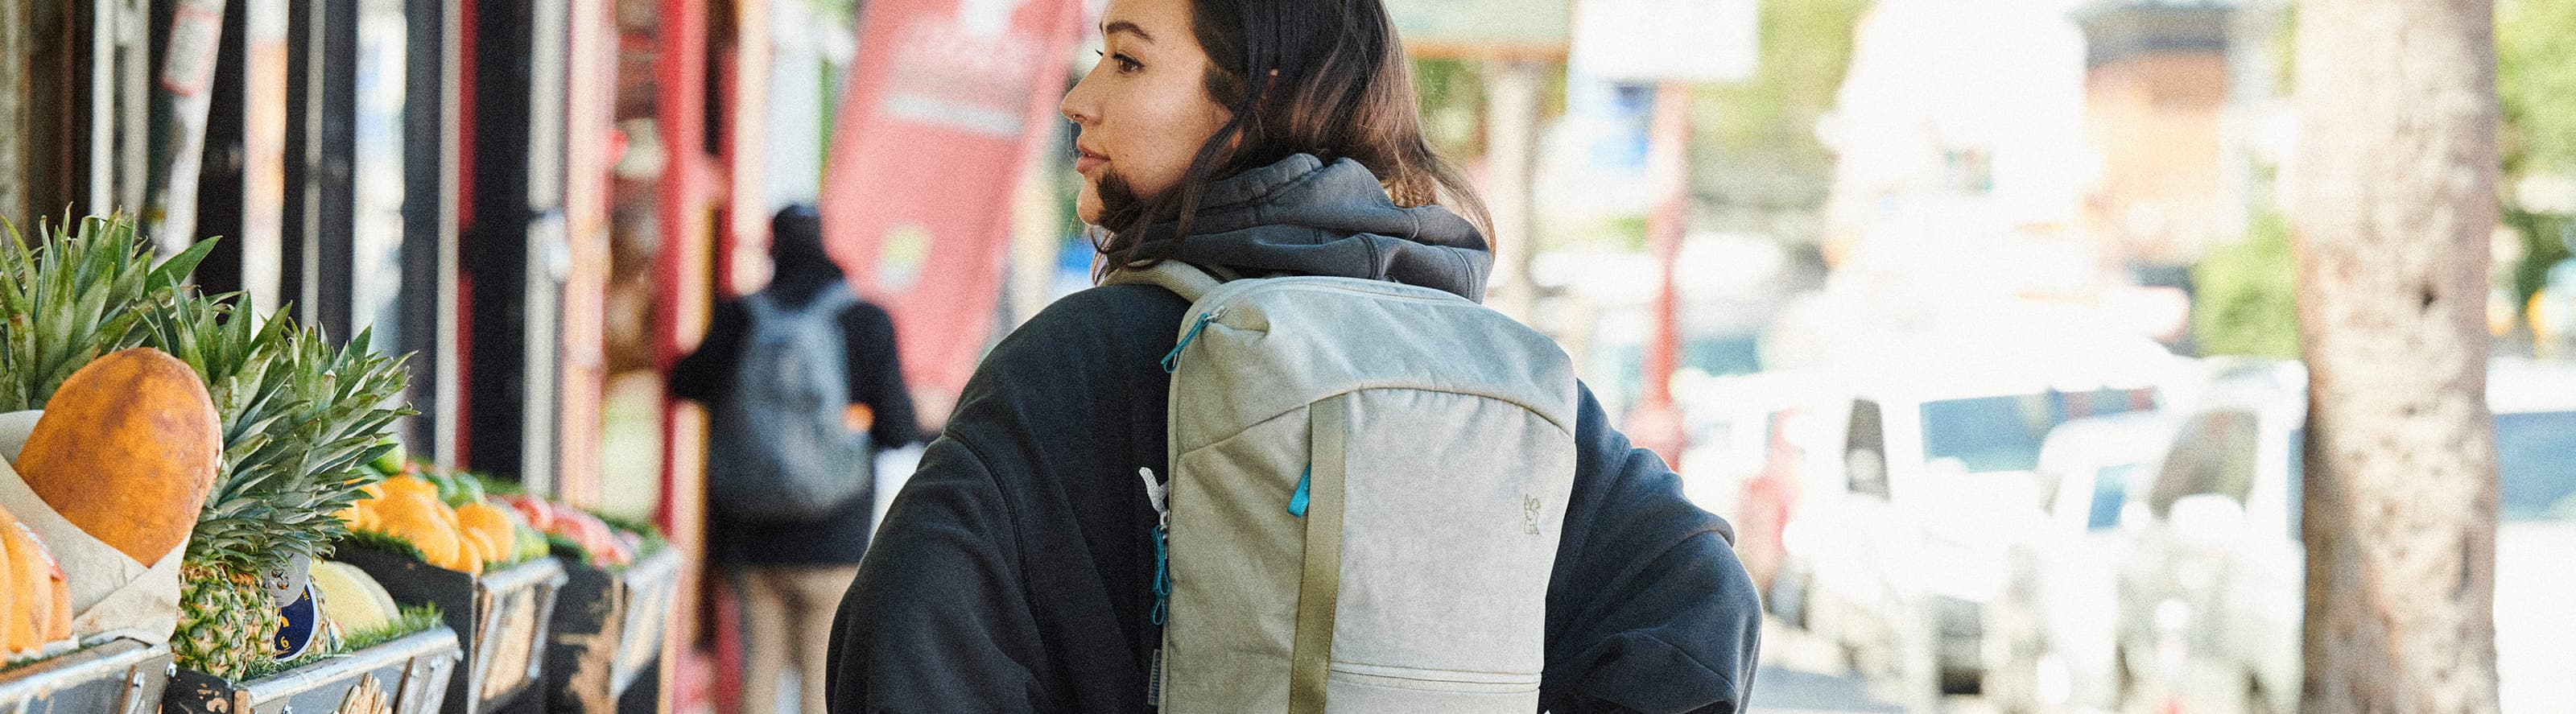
[1784,0,2122,371]
[2074,0,2235,266]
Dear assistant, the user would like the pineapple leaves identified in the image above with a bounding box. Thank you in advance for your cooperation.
[182,320,415,572]
[0,215,191,411]
[0,214,417,575]
[148,237,221,295]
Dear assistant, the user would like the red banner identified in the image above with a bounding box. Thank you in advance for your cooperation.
[822,0,1084,398]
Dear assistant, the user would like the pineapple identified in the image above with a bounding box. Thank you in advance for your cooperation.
[175,563,281,680]
[153,307,413,680]
[1,215,411,680]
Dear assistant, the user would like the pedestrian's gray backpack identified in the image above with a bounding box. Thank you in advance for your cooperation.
[707,287,873,523]
[1107,262,1579,713]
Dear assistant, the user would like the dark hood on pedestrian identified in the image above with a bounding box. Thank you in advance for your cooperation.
[770,204,846,304]
[1147,153,1493,302]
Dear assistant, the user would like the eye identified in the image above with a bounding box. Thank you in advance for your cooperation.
[1098,50,1141,74]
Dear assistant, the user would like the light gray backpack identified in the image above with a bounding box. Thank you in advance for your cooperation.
[1107,262,1579,713]
[706,288,873,522]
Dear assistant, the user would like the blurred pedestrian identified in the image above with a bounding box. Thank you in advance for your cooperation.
[672,204,922,714]
[827,0,1763,711]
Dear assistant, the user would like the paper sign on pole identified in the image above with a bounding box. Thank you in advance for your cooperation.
[1382,0,1571,58]
[1573,0,1760,83]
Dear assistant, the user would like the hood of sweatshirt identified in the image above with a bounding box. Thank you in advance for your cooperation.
[1147,153,1492,301]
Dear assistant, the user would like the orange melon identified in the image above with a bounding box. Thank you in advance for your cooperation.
[376,493,463,570]
[12,348,224,563]
[0,509,16,653]
[41,559,68,642]
[453,503,515,562]
[0,520,53,652]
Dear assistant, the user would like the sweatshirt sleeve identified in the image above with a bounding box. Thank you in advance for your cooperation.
[1538,385,1765,714]
[827,435,1058,712]
[840,300,925,447]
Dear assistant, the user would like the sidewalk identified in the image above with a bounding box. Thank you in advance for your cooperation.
[1750,616,2004,714]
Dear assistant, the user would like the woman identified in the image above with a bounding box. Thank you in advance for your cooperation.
[826,0,1762,711]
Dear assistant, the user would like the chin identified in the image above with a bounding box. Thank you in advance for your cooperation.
[1075,187,1104,225]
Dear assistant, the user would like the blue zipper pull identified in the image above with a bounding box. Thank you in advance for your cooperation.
[1288,464,1312,518]
[1161,307,1226,374]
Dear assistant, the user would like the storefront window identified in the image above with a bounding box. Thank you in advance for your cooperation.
[350,0,409,353]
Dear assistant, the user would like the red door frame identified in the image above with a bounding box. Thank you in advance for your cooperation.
[652,0,722,708]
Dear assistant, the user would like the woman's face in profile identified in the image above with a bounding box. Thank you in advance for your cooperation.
[1058,0,1236,225]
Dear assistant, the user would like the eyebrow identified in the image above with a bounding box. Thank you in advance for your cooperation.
[1102,20,1155,43]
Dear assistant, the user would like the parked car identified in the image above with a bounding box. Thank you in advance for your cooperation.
[1985,411,2173,714]
[2116,358,2576,714]
[1673,369,1847,613]
[1781,367,2166,708]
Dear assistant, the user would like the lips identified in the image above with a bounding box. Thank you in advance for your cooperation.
[1075,145,1108,175]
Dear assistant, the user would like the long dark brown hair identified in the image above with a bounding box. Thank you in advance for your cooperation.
[1089,0,1493,274]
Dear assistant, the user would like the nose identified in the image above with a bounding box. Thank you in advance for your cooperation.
[1061,68,1101,126]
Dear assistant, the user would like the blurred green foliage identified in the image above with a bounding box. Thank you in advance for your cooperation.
[2508,209,2573,310]
[2500,0,2576,312]
[2500,0,2576,178]
[1407,58,1538,164]
[1688,0,1871,243]
[1409,59,1471,150]
[2193,211,2301,358]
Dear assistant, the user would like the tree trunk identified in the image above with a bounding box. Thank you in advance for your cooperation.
[2292,0,2503,712]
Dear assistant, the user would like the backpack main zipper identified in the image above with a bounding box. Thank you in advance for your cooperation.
[1160,307,1227,374]
[1140,466,1171,625]
[1141,467,1171,708]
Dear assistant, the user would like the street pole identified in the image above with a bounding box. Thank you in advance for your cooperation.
[1482,58,1545,324]
[1629,79,1690,464]
[149,0,228,254]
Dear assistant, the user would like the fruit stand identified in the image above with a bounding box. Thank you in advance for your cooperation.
[543,543,681,713]
[0,217,675,713]
[0,638,174,713]
[163,625,462,714]
[338,545,568,714]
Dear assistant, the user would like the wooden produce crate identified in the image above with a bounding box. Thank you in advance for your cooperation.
[0,638,174,714]
[337,546,570,714]
[543,546,680,713]
[163,626,460,714]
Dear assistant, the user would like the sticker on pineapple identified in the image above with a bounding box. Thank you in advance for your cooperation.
[275,584,320,659]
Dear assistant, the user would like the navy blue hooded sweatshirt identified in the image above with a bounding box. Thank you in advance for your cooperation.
[826,155,1762,712]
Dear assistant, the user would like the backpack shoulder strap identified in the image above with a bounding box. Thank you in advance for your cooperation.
[1102,261,1223,303]
[741,291,781,322]
[800,284,861,316]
